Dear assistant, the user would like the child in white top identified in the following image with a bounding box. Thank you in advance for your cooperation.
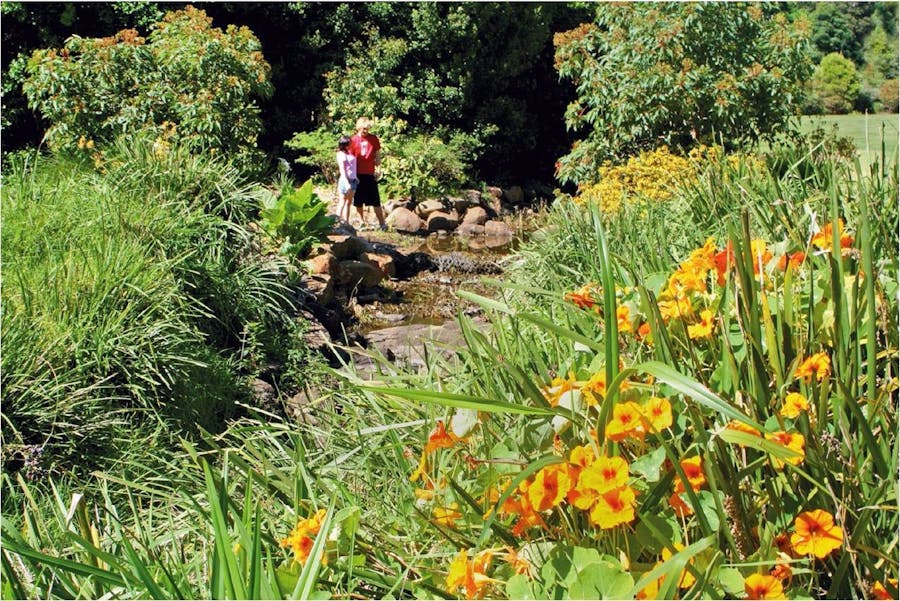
[335,135,357,223]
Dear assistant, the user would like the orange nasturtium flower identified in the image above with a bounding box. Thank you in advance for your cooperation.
[433,503,463,527]
[564,283,599,310]
[811,219,854,250]
[674,456,706,493]
[606,401,645,441]
[669,491,694,517]
[872,579,900,600]
[765,431,806,468]
[714,242,736,286]
[687,309,715,339]
[658,293,694,322]
[637,321,652,341]
[641,396,673,433]
[617,305,633,333]
[790,509,844,558]
[780,392,809,419]
[744,573,785,599]
[425,420,462,453]
[528,464,571,512]
[581,371,607,406]
[589,485,636,529]
[796,352,831,383]
[446,549,497,599]
[542,373,578,407]
[280,509,327,565]
[777,251,806,271]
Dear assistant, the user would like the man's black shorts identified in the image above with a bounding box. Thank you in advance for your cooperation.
[353,174,381,207]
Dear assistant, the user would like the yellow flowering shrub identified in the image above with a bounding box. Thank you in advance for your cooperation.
[574,145,765,213]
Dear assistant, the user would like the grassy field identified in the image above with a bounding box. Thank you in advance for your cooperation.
[800,113,898,164]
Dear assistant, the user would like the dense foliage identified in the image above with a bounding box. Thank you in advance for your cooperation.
[1,137,311,475]
[553,3,813,184]
[811,52,862,114]
[21,7,271,167]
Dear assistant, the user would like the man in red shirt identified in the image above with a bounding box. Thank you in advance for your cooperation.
[349,116,387,230]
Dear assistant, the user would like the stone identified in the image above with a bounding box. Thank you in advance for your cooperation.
[484,220,512,238]
[385,199,415,213]
[386,207,423,233]
[361,252,396,279]
[416,199,445,219]
[327,234,372,260]
[306,252,336,275]
[338,260,383,289]
[427,211,459,233]
[483,194,502,217]
[485,186,503,202]
[465,189,482,205]
[448,196,470,214]
[305,274,334,305]
[457,223,486,236]
[504,185,525,205]
[462,205,488,225]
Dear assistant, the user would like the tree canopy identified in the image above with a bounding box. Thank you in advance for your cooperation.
[553,2,813,185]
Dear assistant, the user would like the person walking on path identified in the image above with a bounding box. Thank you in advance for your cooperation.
[349,116,387,230]
[335,135,357,223]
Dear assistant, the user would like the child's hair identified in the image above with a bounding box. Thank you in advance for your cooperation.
[338,135,351,149]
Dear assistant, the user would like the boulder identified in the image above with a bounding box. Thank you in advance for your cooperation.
[385,198,415,213]
[306,252,337,275]
[483,194,502,217]
[448,196,471,214]
[457,223,486,236]
[326,234,372,260]
[338,260,383,289]
[305,274,334,305]
[416,199,445,219]
[484,220,513,238]
[361,252,396,279]
[387,207,423,233]
[462,205,489,225]
[465,189,483,206]
[427,211,459,233]
[485,186,503,202]
[504,185,525,205]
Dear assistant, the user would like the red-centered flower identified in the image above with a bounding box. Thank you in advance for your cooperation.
[796,352,831,383]
[606,401,644,441]
[790,509,843,558]
[777,251,805,271]
[589,485,636,529]
[528,464,571,512]
[744,573,785,599]
[425,420,461,454]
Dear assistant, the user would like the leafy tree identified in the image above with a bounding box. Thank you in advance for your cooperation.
[863,23,898,80]
[809,2,871,65]
[553,3,813,185]
[311,2,589,183]
[21,6,272,163]
[811,52,861,114]
[879,79,899,113]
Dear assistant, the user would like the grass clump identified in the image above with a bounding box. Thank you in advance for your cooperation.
[1,136,304,477]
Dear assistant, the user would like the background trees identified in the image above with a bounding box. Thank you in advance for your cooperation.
[552,3,813,185]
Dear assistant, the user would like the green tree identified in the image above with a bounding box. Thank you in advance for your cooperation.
[809,2,872,65]
[312,2,589,183]
[553,3,813,185]
[863,23,898,80]
[21,6,272,162]
[811,52,861,114]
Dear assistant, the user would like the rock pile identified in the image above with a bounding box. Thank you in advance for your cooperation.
[384,187,520,239]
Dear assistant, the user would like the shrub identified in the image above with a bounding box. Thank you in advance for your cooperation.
[21,6,272,166]
[811,52,861,114]
[381,129,481,201]
[553,3,812,184]
[879,79,899,112]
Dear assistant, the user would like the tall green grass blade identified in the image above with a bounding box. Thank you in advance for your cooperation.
[360,385,556,416]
